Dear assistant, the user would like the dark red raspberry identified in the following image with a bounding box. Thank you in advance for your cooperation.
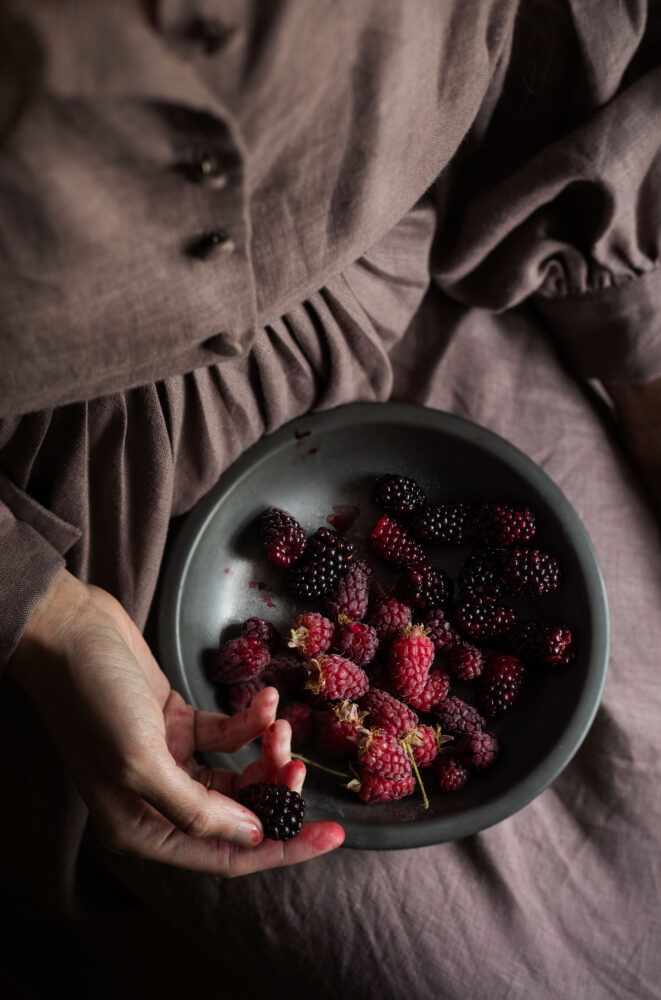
[478,652,526,717]
[304,653,369,701]
[400,725,440,768]
[287,527,355,600]
[210,636,270,683]
[434,696,485,737]
[436,755,470,791]
[448,641,484,681]
[366,596,412,644]
[224,676,267,715]
[394,564,453,610]
[511,620,574,666]
[473,503,536,546]
[350,769,416,803]
[458,546,505,598]
[277,700,316,748]
[358,728,412,780]
[419,609,459,652]
[406,669,451,712]
[359,688,419,736]
[369,516,427,570]
[389,624,435,701]
[409,502,475,545]
[263,653,303,694]
[454,593,518,641]
[326,559,372,620]
[372,474,426,520]
[236,782,306,841]
[456,730,499,769]
[315,700,369,757]
[288,612,334,657]
[240,616,279,651]
[500,546,561,597]
[259,507,307,567]
[333,618,379,666]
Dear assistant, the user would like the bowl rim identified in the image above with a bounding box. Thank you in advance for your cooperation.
[157,401,611,849]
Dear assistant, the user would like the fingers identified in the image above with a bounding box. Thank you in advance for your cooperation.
[234,719,292,789]
[194,687,279,753]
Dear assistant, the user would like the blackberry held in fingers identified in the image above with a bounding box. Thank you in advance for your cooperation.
[236,782,306,841]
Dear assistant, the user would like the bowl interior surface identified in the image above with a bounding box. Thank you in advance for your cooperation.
[157,403,609,849]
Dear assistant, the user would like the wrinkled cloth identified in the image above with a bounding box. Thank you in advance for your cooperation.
[1,2,661,998]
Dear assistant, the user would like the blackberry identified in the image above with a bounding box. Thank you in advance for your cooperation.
[369,515,427,570]
[372,473,426,520]
[410,502,475,545]
[434,696,485,737]
[456,731,499,769]
[419,609,458,652]
[511,620,574,666]
[236,782,306,841]
[436,755,470,791]
[454,593,518,641]
[394,564,453,611]
[326,559,372,620]
[287,527,355,600]
[210,636,270,684]
[359,688,419,736]
[259,507,307,567]
[500,547,561,597]
[478,652,526,717]
[458,546,505,598]
[366,596,412,643]
[333,618,379,666]
[447,641,484,681]
[473,503,536,546]
[241,616,279,651]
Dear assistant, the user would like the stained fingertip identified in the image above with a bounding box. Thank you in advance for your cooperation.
[307,821,346,851]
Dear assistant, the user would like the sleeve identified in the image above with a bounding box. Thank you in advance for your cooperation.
[429,0,661,385]
[0,471,81,668]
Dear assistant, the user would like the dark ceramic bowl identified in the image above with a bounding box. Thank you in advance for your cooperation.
[157,402,610,849]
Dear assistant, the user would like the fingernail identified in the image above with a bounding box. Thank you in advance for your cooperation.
[231,820,262,847]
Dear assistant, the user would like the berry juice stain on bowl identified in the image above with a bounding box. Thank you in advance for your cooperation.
[326,504,360,535]
[158,403,610,849]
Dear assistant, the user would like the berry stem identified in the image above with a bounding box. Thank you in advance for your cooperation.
[291,753,351,779]
[404,742,429,810]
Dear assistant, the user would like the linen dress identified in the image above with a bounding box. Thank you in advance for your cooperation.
[1,2,660,997]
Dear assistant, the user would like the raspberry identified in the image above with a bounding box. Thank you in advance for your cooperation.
[458,546,505,598]
[210,635,270,683]
[500,547,561,597]
[333,617,379,666]
[511,620,574,666]
[478,652,526,717]
[358,728,412,780]
[236,782,306,841]
[394,564,453,611]
[277,701,316,748]
[326,559,371,620]
[224,676,267,715]
[350,769,416,804]
[259,507,307,567]
[240,616,279,651]
[389,624,435,701]
[436,755,470,791]
[359,688,419,736]
[419,609,458,652]
[372,473,426,520]
[473,503,536,546]
[454,593,518,641]
[366,596,412,644]
[400,725,440,768]
[409,502,475,545]
[315,700,369,757]
[304,653,369,701]
[369,515,427,570]
[447,641,484,681]
[288,612,334,657]
[406,669,450,712]
[263,653,303,694]
[456,731,499,769]
[287,527,355,600]
[434,696,485,737]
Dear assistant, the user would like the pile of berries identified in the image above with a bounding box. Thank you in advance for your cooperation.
[209,475,575,813]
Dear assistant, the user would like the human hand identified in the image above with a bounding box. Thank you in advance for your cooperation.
[8,569,344,876]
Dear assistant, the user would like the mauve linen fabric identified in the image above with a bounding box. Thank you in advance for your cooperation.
[1,2,661,998]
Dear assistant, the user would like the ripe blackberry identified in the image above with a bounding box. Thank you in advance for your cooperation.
[359,688,419,737]
[369,515,427,570]
[366,595,412,644]
[434,696,485,737]
[447,641,484,681]
[436,755,470,791]
[473,503,536,546]
[409,502,475,546]
[454,593,518,641]
[511,620,574,666]
[210,636,270,684]
[372,473,426,520]
[394,564,454,611]
[456,731,499,769]
[333,618,379,666]
[236,782,306,841]
[287,527,355,600]
[478,652,526,717]
[326,559,372,620]
[288,612,334,657]
[500,547,561,597]
[419,609,458,652]
[277,700,316,748]
[240,616,279,651]
[259,507,307,567]
[406,669,450,712]
[458,546,505,598]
